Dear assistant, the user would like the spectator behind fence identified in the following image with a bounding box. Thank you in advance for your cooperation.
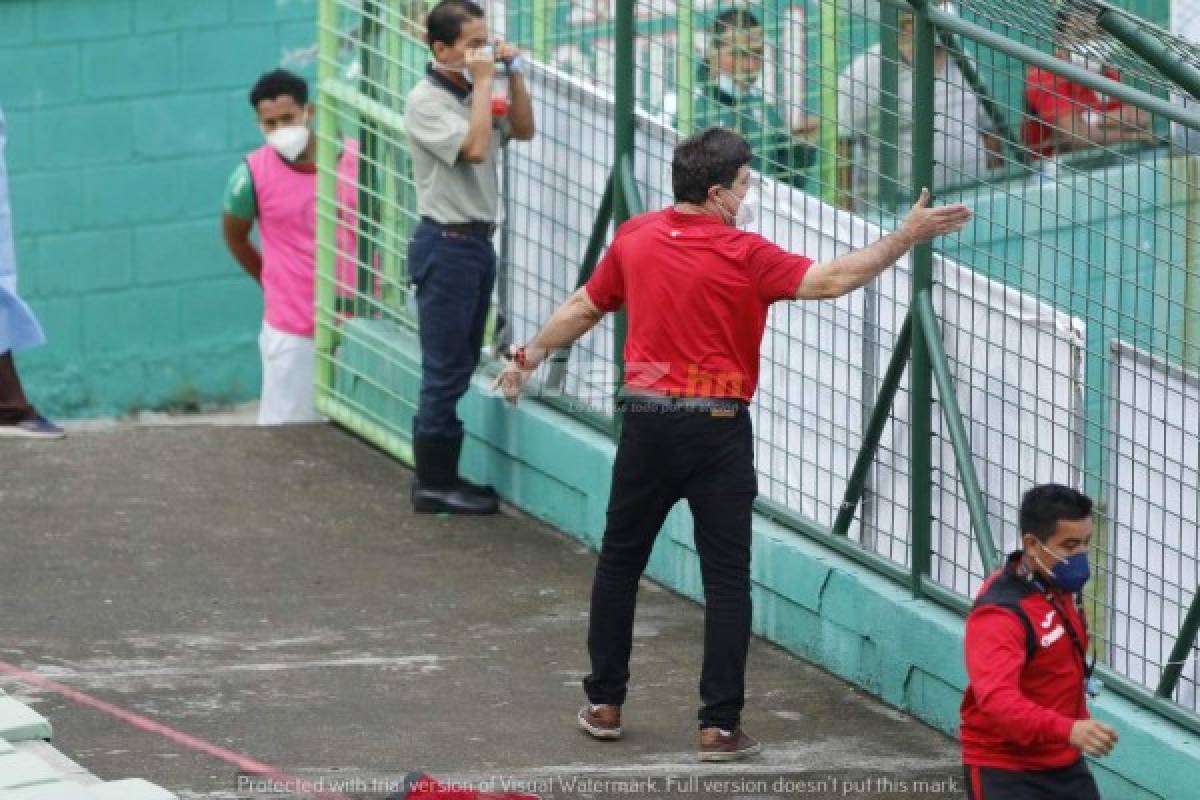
[837,8,1000,212]
[961,484,1116,800]
[1023,6,1155,159]
[404,0,535,515]
[494,127,970,762]
[690,9,816,190]
[0,104,64,439]
[221,69,358,426]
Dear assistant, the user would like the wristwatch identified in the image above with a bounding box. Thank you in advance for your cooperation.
[507,345,531,370]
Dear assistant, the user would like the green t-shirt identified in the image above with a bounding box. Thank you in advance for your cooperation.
[690,73,813,190]
[223,161,257,220]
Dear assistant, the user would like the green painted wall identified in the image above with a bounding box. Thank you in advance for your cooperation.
[328,318,1200,800]
[2,0,318,418]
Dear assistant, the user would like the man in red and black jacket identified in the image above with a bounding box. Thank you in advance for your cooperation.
[961,484,1118,799]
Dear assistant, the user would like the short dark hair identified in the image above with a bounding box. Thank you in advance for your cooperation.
[671,127,753,204]
[1019,484,1093,542]
[426,0,485,49]
[712,9,761,49]
[249,69,308,109]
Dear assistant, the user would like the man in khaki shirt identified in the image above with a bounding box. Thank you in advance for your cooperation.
[404,0,534,514]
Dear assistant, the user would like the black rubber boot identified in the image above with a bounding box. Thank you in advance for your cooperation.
[411,434,498,514]
[444,432,499,501]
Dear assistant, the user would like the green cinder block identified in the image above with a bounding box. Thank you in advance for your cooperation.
[180,28,283,92]
[0,2,34,47]
[82,287,178,356]
[82,35,179,100]
[37,230,133,295]
[232,0,315,24]
[21,297,82,365]
[82,162,182,227]
[0,46,79,109]
[134,221,236,286]
[8,172,83,236]
[34,0,131,43]
[133,0,228,33]
[174,156,239,220]
[132,93,227,159]
[175,278,261,342]
[32,103,133,170]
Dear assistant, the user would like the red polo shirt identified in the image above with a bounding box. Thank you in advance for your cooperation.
[1023,65,1124,158]
[584,208,812,402]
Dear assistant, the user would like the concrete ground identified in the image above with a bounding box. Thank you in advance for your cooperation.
[1,423,964,799]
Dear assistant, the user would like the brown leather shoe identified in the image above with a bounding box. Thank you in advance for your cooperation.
[577,704,622,740]
[698,726,763,762]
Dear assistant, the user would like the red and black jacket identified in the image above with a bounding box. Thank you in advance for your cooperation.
[960,551,1091,770]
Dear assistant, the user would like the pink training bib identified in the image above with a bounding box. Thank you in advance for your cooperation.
[246,140,358,337]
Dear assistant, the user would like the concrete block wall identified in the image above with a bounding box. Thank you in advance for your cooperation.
[2,0,319,418]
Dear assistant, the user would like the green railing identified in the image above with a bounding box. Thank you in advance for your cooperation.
[314,0,1200,733]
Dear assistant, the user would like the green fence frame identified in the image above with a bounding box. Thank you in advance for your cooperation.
[313,0,1200,735]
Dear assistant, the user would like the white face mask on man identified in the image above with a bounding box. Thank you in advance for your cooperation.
[264,125,311,161]
[715,185,759,227]
[437,44,495,85]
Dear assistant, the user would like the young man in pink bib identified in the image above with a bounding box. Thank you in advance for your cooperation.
[222,70,356,425]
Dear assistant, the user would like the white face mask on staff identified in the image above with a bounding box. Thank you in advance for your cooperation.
[437,44,496,85]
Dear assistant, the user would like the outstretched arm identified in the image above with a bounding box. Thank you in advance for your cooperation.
[794,188,972,300]
[492,288,607,405]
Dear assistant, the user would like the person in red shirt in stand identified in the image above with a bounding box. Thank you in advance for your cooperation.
[1023,6,1154,159]
[961,483,1118,799]
[493,126,970,762]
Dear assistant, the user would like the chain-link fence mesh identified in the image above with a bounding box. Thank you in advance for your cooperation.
[314,0,1200,721]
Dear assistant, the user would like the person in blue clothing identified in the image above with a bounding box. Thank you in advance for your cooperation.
[0,104,63,439]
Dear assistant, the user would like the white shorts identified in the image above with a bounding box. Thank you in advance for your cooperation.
[257,322,322,425]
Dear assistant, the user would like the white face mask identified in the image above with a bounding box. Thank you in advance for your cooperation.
[716,186,758,227]
[438,44,495,86]
[265,124,310,161]
[716,73,760,99]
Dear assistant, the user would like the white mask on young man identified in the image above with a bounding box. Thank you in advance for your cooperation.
[265,125,310,161]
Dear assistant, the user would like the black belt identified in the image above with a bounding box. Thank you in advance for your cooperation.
[619,392,747,414]
[421,217,496,239]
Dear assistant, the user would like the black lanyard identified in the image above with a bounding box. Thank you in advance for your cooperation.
[1029,574,1097,689]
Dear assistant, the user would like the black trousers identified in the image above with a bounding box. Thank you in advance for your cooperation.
[583,400,757,730]
[964,760,1101,800]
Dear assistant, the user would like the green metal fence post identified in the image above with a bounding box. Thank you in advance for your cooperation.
[314,0,340,398]
[916,291,1000,574]
[834,310,913,537]
[907,0,936,596]
[675,0,695,136]
[612,2,636,417]
[1099,8,1200,103]
[1157,588,1200,698]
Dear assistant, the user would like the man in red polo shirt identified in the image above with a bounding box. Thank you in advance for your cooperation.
[493,126,971,761]
[1023,7,1153,159]
[961,484,1118,799]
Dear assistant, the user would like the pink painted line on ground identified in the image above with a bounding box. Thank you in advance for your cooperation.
[0,659,354,800]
